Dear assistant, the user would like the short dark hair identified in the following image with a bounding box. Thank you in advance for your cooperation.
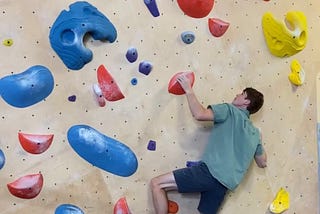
[244,87,264,114]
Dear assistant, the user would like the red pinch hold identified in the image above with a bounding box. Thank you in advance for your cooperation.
[97,65,125,101]
[7,173,44,199]
[168,71,195,95]
[114,197,132,214]
[208,18,230,37]
[18,132,54,154]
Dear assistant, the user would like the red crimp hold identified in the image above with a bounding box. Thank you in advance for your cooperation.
[93,83,106,107]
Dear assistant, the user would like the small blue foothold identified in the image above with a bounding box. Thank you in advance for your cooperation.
[186,160,201,167]
[131,78,138,85]
[0,149,5,170]
[139,61,153,75]
[144,0,160,17]
[126,47,138,63]
[55,204,84,214]
[68,95,76,102]
[147,140,156,151]
[181,31,195,44]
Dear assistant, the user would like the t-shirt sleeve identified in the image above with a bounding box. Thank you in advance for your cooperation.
[254,143,264,156]
[208,103,228,123]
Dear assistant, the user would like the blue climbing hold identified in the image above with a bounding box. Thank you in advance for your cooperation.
[139,61,153,75]
[126,47,138,63]
[181,31,195,44]
[144,0,160,17]
[49,1,117,70]
[0,65,54,108]
[55,204,84,214]
[0,149,5,170]
[67,125,138,177]
[131,78,138,85]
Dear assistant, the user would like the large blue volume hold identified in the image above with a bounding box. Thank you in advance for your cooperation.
[67,125,138,177]
[0,65,54,108]
[49,1,117,70]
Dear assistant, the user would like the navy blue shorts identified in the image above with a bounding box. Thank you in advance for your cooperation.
[173,162,227,214]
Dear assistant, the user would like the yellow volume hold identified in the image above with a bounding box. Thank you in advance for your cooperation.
[262,11,307,57]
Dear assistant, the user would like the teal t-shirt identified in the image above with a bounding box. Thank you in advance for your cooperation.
[201,103,263,191]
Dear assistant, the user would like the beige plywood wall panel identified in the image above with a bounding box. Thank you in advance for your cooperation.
[0,0,319,213]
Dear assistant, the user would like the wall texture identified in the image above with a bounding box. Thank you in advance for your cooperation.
[0,0,318,213]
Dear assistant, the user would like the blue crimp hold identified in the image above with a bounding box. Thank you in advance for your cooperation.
[0,149,5,170]
[55,204,84,214]
[126,47,138,63]
[181,31,195,44]
[131,77,138,85]
[0,65,54,108]
[49,1,117,70]
[144,0,160,17]
[139,61,153,75]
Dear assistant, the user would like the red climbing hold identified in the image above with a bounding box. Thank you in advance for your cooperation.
[168,71,195,95]
[177,0,214,18]
[168,200,179,214]
[7,173,44,199]
[114,197,132,214]
[208,18,230,37]
[18,132,54,154]
[97,65,125,102]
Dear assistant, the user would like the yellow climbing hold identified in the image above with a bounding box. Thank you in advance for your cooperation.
[262,11,307,57]
[289,59,305,86]
[269,188,290,214]
[3,39,13,46]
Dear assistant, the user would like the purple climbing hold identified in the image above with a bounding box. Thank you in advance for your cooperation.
[0,149,5,170]
[147,140,156,151]
[186,160,201,167]
[139,61,153,75]
[126,47,138,63]
[144,0,160,17]
[68,95,76,102]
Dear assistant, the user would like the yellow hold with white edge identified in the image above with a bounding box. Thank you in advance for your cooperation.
[262,11,307,57]
[269,188,290,213]
[289,59,305,86]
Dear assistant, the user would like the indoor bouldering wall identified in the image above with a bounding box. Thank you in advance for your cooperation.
[0,0,319,213]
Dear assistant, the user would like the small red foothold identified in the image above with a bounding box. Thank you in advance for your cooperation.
[93,83,106,107]
[18,132,54,154]
[208,18,230,37]
[7,173,44,199]
[168,200,179,213]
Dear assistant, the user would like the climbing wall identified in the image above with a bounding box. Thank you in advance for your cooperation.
[0,0,319,213]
